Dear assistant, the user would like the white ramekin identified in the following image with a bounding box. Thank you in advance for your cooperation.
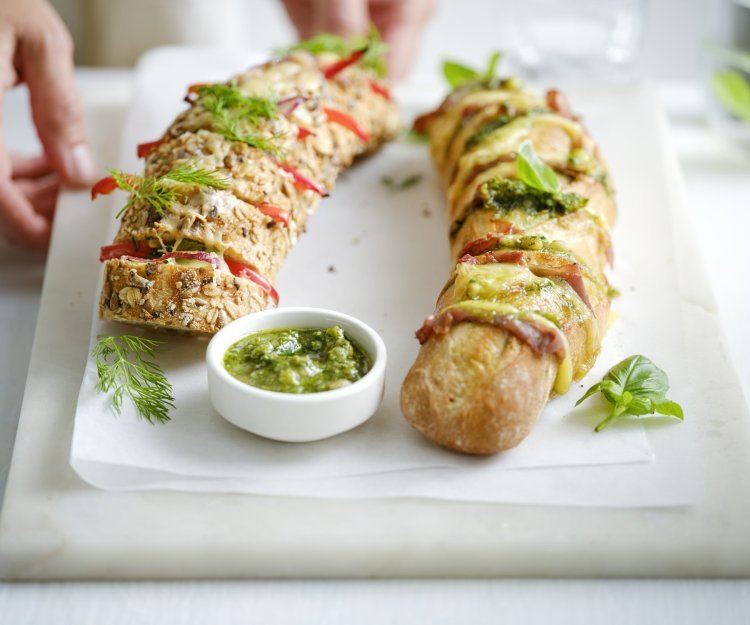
[206,307,386,442]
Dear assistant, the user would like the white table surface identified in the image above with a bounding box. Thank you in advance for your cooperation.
[0,69,748,624]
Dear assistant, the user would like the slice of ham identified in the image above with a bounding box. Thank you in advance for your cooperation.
[459,249,526,266]
[456,233,506,258]
[546,89,575,119]
[527,254,593,310]
[416,307,566,358]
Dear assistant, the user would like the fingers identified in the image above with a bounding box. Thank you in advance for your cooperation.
[15,172,59,219]
[281,0,369,39]
[10,153,53,179]
[280,0,434,80]
[17,3,95,188]
[369,0,435,80]
[0,177,52,249]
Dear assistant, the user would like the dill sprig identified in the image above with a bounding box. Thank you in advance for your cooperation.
[110,163,229,218]
[277,25,388,77]
[92,335,175,424]
[197,83,278,121]
[196,83,284,156]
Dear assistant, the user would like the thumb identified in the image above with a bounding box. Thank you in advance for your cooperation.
[18,6,95,187]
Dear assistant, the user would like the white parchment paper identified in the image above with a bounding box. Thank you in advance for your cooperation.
[70,48,697,506]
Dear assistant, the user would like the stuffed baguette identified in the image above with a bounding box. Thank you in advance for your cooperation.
[401,79,616,455]
[96,43,399,334]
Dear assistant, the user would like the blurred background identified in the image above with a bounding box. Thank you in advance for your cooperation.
[52,0,711,79]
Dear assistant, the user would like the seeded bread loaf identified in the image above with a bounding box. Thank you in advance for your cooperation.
[98,45,400,333]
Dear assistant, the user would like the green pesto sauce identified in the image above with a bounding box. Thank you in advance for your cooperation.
[466,107,548,149]
[223,326,371,394]
[478,177,587,217]
[466,115,518,148]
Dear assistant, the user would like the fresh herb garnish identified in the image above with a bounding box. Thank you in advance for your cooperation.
[381,173,422,191]
[197,83,278,120]
[442,51,502,89]
[516,139,560,193]
[92,335,175,424]
[575,355,684,432]
[195,83,284,155]
[712,69,750,124]
[278,26,388,77]
[109,163,229,218]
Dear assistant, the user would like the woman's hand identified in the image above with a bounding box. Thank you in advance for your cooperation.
[281,0,435,80]
[0,0,94,249]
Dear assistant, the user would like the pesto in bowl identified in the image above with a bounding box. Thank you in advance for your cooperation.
[224,326,371,394]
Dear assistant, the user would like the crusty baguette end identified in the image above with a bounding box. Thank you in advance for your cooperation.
[400,323,557,455]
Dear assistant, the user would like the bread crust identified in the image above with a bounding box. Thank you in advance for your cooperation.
[99,258,266,334]
[401,324,556,454]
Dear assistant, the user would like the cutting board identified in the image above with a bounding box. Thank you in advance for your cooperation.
[1,48,749,579]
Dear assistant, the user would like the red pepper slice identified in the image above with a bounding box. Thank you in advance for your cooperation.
[137,139,164,159]
[369,80,392,100]
[184,82,210,103]
[277,162,328,196]
[323,48,367,80]
[224,258,279,305]
[323,107,369,142]
[91,175,119,200]
[297,126,314,140]
[187,82,209,93]
[99,240,152,262]
[100,243,279,305]
[255,203,290,227]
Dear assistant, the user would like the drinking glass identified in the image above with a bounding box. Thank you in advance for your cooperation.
[505,0,647,81]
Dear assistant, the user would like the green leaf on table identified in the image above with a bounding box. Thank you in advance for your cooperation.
[575,354,684,432]
[516,139,560,193]
[712,69,750,124]
[381,173,422,192]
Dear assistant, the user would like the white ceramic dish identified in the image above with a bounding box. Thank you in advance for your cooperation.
[206,307,387,442]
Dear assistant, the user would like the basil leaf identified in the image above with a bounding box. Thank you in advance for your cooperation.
[484,51,502,81]
[575,381,602,406]
[712,70,750,123]
[654,400,684,419]
[605,354,669,403]
[516,140,560,193]
[442,51,503,89]
[442,61,479,89]
[575,355,684,432]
